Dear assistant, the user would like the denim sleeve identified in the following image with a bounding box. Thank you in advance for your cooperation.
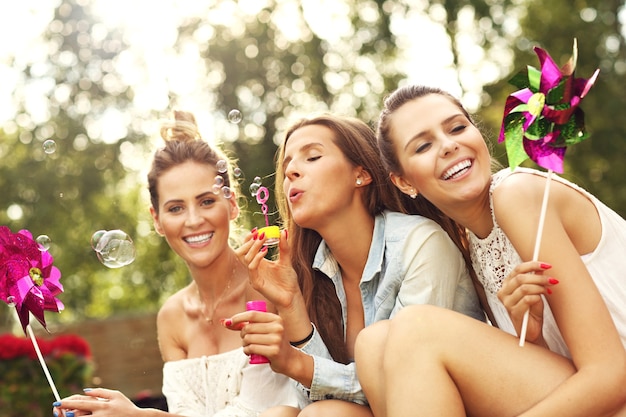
[296,326,367,404]
[392,221,481,319]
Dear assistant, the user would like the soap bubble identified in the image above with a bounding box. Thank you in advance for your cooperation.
[233,167,243,178]
[90,230,107,250]
[253,176,262,185]
[214,175,224,187]
[92,229,136,268]
[249,183,260,197]
[36,235,51,251]
[6,295,16,307]
[216,159,228,173]
[228,109,242,124]
[42,139,57,154]
[222,186,232,199]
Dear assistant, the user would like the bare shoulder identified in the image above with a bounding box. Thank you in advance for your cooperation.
[157,285,193,361]
[493,171,546,203]
[157,286,190,324]
[493,170,595,218]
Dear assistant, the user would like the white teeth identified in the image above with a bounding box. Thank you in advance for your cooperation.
[184,233,213,244]
[442,160,471,180]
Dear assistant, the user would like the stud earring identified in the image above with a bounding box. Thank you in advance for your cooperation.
[409,189,417,199]
[356,178,363,186]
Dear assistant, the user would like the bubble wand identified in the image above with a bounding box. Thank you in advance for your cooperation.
[250,177,280,246]
[0,227,66,405]
[498,39,599,346]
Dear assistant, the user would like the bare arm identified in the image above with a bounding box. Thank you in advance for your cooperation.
[494,173,626,416]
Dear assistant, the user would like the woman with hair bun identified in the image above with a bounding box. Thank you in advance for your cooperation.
[53,111,301,417]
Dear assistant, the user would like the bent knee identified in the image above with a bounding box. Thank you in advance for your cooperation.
[387,304,462,346]
[355,320,389,359]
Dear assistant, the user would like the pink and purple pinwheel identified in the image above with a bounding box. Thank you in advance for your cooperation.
[498,40,600,173]
[0,226,64,333]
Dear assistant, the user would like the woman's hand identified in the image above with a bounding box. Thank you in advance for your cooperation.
[53,388,142,417]
[223,310,301,376]
[235,229,300,310]
[498,261,558,346]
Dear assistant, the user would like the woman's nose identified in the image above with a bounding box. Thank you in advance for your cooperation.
[440,137,459,157]
[185,207,203,227]
[284,161,300,180]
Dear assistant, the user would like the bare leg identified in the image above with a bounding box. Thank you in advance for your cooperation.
[259,405,300,417]
[298,400,372,417]
[360,305,577,417]
[354,320,390,417]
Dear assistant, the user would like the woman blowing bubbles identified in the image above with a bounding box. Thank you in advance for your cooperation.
[226,114,485,417]
[53,111,301,417]
[355,85,626,416]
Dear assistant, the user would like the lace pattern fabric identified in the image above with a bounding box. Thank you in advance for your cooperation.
[467,167,626,357]
[162,348,247,417]
[162,347,302,417]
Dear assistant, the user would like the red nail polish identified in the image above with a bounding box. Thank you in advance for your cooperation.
[548,278,559,285]
[540,263,552,269]
[251,227,258,234]
[223,318,233,327]
[547,288,553,295]
[259,232,265,240]
[252,232,258,240]
[261,246,268,252]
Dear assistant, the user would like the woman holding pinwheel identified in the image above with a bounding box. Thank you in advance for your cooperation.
[354,44,626,416]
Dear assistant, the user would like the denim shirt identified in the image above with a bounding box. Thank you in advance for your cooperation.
[296,211,484,405]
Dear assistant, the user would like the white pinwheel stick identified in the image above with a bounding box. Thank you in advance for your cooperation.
[519,169,553,347]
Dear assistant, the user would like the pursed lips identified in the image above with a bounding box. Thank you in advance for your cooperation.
[289,188,304,203]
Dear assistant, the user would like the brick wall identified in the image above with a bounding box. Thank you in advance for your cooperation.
[39,313,164,400]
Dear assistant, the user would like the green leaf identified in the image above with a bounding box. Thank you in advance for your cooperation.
[504,117,528,170]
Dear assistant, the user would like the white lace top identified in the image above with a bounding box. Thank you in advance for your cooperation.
[468,167,626,357]
[162,348,302,417]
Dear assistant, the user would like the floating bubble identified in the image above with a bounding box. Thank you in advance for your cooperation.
[233,167,243,178]
[93,229,136,268]
[222,186,232,199]
[228,109,242,124]
[7,295,16,307]
[212,184,222,194]
[90,230,107,250]
[36,235,51,251]
[214,175,224,187]
[253,176,262,185]
[216,159,228,173]
[249,183,261,197]
[42,139,57,154]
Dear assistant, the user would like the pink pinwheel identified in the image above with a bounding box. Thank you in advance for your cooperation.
[0,226,64,333]
[498,40,600,173]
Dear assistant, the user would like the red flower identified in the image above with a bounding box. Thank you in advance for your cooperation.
[0,226,64,333]
[0,333,90,360]
[49,334,92,358]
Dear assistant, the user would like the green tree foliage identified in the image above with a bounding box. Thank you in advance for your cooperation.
[0,0,187,329]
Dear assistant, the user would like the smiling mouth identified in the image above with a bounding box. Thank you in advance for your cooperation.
[442,160,472,180]
[184,233,214,244]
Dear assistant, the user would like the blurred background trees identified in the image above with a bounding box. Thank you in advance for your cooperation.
[1,0,624,327]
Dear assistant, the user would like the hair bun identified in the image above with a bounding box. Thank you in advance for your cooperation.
[160,110,201,143]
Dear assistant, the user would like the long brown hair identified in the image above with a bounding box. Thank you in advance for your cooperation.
[376,85,492,319]
[275,114,404,363]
